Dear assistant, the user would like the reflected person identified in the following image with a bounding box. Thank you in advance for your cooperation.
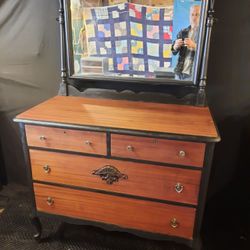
[171,5,201,80]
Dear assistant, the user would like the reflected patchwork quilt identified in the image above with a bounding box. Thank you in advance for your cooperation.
[84,3,173,76]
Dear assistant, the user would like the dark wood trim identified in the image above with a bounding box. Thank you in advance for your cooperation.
[18,123,37,215]
[13,119,220,143]
[197,0,216,106]
[58,0,69,95]
[194,0,209,87]
[63,0,74,78]
[28,146,203,171]
[192,143,215,243]
[107,131,111,158]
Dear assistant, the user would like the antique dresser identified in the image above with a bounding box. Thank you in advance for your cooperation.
[14,0,218,249]
[14,95,219,249]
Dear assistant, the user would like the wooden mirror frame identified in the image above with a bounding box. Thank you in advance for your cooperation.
[57,0,215,106]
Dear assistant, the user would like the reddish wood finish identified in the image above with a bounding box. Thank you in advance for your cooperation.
[16,96,219,140]
[34,183,196,239]
[25,125,107,155]
[30,149,201,205]
[111,134,205,167]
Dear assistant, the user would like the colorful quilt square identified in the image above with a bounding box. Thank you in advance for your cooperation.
[114,22,127,36]
[163,44,171,58]
[164,61,171,68]
[147,42,159,57]
[130,22,143,37]
[108,58,114,70]
[95,8,109,19]
[99,41,112,55]
[164,6,174,21]
[147,25,159,39]
[117,57,129,70]
[132,58,145,71]
[112,10,120,19]
[129,3,142,19]
[117,3,126,11]
[131,40,143,54]
[115,40,128,54]
[148,59,160,72]
[146,7,160,21]
[163,26,172,40]
[97,23,111,38]
[88,41,97,55]
[86,23,95,38]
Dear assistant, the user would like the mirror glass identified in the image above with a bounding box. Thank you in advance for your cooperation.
[68,0,203,83]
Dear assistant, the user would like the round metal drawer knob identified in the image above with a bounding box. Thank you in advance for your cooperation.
[178,150,186,158]
[84,140,92,146]
[170,218,180,229]
[127,145,134,152]
[39,135,46,141]
[43,164,51,174]
[46,197,54,206]
[175,183,184,193]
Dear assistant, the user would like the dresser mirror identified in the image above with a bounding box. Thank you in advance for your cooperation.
[64,0,208,85]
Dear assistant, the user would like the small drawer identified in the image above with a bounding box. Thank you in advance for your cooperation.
[30,149,201,205]
[111,134,205,167]
[25,125,107,155]
[34,183,196,239]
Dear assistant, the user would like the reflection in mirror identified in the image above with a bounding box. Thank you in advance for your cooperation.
[69,0,202,82]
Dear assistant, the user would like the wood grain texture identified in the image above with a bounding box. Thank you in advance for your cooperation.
[111,134,205,167]
[25,125,107,155]
[34,183,196,239]
[16,96,219,139]
[30,149,201,205]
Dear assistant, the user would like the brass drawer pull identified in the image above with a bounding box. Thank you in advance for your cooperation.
[175,183,184,193]
[39,135,46,141]
[170,218,180,229]
[84,140,92,146]
[178,150,186,157]
[127,145,134,152]
[43,164,51,174]
[46,197,54,206]
[92,165,128,185]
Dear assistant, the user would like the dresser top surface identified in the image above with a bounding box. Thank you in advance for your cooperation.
[15,96,219,141]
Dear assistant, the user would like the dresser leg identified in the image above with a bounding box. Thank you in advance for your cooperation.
[55,222,66,239]
[192,237,202,250]
[31,216,42,242]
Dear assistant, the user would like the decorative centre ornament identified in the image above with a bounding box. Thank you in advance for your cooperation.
[92,165,128,185]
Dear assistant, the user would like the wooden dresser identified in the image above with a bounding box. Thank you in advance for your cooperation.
[14,95,219,249]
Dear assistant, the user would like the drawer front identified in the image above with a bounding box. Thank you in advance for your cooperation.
[111,134,205,167]
[34,183,196,239]
[25,125,107,155]
[30,150,201,205]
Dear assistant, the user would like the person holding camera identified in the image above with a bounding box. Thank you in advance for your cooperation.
[172,5,201,80]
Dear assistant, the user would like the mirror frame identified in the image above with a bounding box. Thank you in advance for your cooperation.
[58,0,215,106]
[63,0,209,86]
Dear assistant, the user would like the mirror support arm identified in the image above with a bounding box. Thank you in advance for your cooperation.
[197,0,215,106]
[58,0,69,96]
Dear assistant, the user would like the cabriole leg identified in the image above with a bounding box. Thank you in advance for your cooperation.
[30,216,42,242]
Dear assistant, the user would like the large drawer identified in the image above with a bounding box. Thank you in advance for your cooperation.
[111,134,205,167]
[30,149,201,205]
[34,183,196,239]
[25,125,107,155]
